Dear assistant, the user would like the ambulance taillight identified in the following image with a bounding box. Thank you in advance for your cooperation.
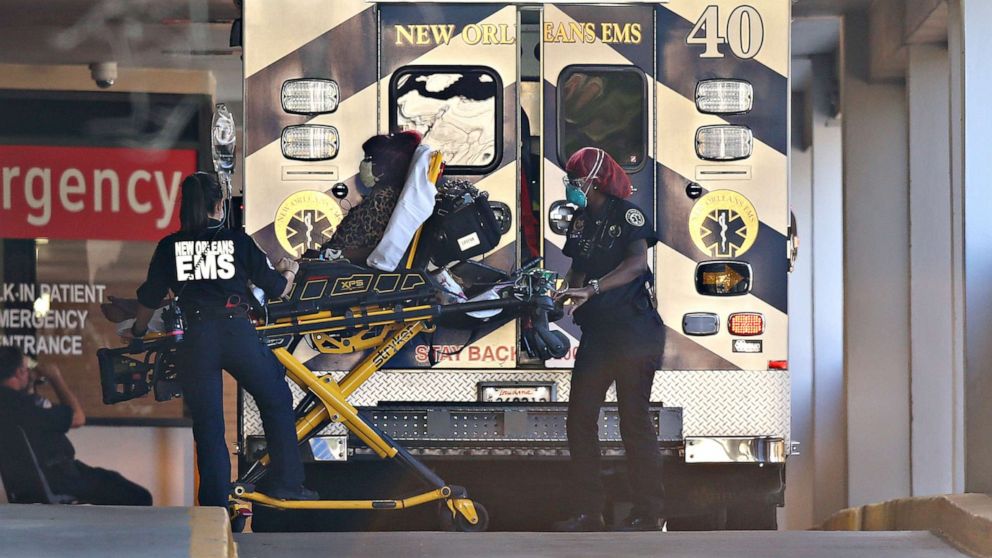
[281,124,340,161]
[281,79,340,115]
[695,79,753,115]
[695,125,753,161]
[728,312,764,336]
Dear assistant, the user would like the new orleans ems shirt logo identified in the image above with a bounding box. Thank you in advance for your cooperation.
[175,240,235,280]
[274,190,343,256]
[688,190,759,258]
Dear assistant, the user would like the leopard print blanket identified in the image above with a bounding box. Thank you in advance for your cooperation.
[325,183,400,251]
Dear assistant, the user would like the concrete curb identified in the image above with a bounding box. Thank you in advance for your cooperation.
[819,493,992,558]
[189,507,238,558]
[0,505,238,558]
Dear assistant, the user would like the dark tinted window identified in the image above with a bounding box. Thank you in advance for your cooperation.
[390,66,502,174]
[558,66,647,171]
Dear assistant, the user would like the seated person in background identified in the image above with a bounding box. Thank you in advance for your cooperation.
[0,346,152,505]
[322,130,423,263]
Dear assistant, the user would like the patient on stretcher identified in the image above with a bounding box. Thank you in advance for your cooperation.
[102,130,499,331]
[322,130,440,270]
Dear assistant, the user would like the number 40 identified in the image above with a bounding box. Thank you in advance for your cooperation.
[687,5,764,60]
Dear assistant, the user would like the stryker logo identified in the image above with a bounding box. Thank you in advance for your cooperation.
[372,327,418,368]
[0,145,196,242]
[175,240,236,280]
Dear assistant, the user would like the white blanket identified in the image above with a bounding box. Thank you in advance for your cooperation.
[367,144,438,271]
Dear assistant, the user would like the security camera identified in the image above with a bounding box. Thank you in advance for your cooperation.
[88,62,118,89]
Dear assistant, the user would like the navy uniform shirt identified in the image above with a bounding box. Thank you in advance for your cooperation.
[137,220,287,310]
[0,386,75,469]
[562,197,663,349]
[563,197,657,279]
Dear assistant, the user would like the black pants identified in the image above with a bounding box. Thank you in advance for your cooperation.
[48,460,152,505]
[567,329,665,517]
[177,317,304,507]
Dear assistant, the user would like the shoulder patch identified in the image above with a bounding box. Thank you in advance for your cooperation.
[625,208,645,227]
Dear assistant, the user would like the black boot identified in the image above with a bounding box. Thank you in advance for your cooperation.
[267,485,320,501]
[552,513,606,532]
[615,513,665,532]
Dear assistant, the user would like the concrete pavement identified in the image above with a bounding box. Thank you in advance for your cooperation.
[236,531,967,558]
[0,504,972,558]
[0,505,233,558]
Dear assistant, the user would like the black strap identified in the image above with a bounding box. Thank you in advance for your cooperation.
[187,306,248,321]
[424,326,481,367]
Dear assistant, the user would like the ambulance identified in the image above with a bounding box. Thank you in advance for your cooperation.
[238,0,794,530]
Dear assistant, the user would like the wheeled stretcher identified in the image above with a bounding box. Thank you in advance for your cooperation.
[236,258,561,531]
[97,167,568,531]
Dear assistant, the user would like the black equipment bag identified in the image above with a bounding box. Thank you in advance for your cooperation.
[424,181,502,267]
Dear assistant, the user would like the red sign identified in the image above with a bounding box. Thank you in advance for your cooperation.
[0,145,197,242]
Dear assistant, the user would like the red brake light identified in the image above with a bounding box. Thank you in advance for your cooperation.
[728,312,763,336]
[769,360,788,370]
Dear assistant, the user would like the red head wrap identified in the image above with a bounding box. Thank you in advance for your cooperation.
[363,130,423,179]
[564,147,632,199]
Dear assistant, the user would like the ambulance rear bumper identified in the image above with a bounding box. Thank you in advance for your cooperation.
[240,369,792,458]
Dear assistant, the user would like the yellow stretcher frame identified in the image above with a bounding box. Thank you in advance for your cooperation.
[229,151,486,530]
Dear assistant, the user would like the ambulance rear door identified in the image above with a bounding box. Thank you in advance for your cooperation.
[378,3,520,370]
[541,3,656,368]
[654,1,790,372]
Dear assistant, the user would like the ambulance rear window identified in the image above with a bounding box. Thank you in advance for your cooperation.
[390,66,502,174]
[557,65,647,172]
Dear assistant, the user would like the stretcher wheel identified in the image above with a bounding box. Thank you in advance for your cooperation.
[455,502,489,532]
[439,500,490,532]
[230,514,248,533]
[229,501,253,533]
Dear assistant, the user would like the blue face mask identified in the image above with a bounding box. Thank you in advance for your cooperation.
[565,182,588,208]
[562,149,606,209]
[564,148,605,208]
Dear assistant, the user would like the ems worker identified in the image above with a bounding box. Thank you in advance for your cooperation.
[553,148,666,532]
[128,172,316,507]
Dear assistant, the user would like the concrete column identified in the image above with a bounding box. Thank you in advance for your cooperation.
[907,44,957,497]
[810,52,847,523]
[787,83,815,530]
[843,12,912,507]
[958,0,992,494]
[947,0,966,496]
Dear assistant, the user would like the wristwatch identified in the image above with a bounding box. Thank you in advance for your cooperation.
[588,279,601,295]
